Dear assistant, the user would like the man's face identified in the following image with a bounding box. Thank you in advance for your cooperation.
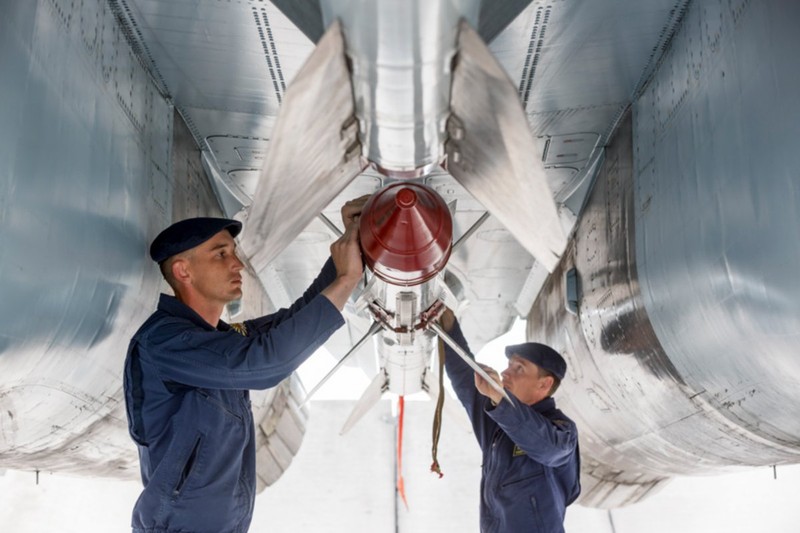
[501,355,553,406]
[183,230,244,305]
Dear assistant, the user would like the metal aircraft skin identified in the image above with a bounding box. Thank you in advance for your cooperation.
[2,0,800,510]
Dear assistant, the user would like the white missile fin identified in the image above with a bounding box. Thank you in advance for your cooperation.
[340,371,388,436]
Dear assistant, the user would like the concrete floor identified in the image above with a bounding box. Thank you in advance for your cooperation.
[3,397,800,532]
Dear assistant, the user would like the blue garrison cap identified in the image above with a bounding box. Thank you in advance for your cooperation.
[505,342,567,380]
[150,217,242,263]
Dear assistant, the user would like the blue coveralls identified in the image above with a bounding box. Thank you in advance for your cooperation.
[123,258,344,533]
[443,321,581,533]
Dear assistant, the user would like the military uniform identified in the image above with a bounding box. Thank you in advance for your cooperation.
[443,321,581,533]
[124,258,343,533]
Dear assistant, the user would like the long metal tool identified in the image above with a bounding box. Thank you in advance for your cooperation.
[429,322,513,405]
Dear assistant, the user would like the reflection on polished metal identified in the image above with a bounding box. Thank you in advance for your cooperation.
[529,0,800,502]
[0,0,170,478]
[6,0,800,516]
[241,20,366,273]
[0,0,308,487]
[447,21,566,272]
[530,113,676,506]
[320,0,481,175]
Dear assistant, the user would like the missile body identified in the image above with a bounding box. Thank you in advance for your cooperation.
[357,182,453,396]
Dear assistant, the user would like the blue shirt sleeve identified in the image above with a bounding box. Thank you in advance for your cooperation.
[140,258,344,390]
[442,320,499,449]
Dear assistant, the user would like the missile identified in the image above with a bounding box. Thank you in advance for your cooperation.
[303,182,511,429]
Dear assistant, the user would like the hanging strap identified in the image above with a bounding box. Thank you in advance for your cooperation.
[430,337,446,478]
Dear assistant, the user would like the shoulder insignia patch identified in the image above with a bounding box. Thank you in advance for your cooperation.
[512,444,526,457]
[230,322,248,336]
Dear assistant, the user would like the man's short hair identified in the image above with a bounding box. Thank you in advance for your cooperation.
[537,367,561,396]
[158,251,191,291]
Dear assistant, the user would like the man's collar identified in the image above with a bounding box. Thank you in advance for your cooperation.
[157,293,230,331]
[502,391,556,412]
[531,396,556,413]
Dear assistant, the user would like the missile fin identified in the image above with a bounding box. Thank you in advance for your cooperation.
[340,371,389,435]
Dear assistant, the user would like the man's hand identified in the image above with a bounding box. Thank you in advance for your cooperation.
[330,217,364,282]
[341,194,370,228]
[322,198,366,310]
[474,363,504,406]
[438,308,505,405]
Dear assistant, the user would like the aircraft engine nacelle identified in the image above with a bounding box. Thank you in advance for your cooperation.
[359,182,453,286]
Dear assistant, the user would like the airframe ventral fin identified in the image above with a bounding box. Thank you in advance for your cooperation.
[240,20,366,272]
[447,20,567,272]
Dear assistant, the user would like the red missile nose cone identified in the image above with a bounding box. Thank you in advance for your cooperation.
[359,182,453,286]
[396,188,417,209]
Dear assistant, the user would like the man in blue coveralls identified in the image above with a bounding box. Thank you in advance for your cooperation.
[440,309,581,533]
[123,197,366,533]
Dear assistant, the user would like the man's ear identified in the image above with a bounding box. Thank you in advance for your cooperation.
[171,258,191,285]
